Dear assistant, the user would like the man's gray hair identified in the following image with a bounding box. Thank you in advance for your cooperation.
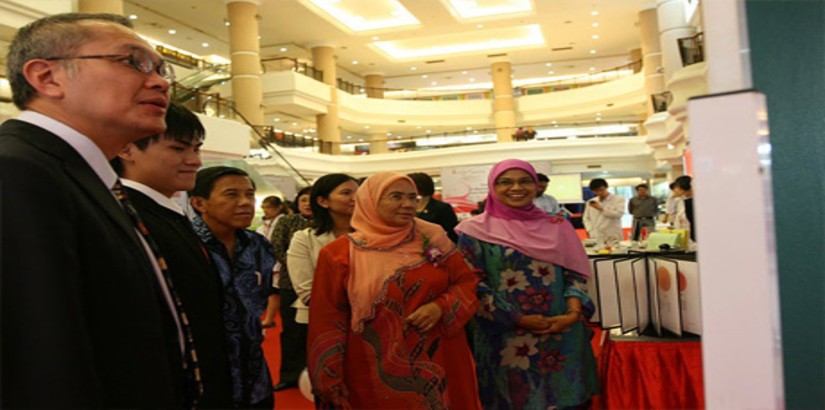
[6,13,133,109]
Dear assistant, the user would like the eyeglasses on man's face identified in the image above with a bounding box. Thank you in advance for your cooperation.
[43,47,175,82]
[382,192,422,204]
[494,178,536,188]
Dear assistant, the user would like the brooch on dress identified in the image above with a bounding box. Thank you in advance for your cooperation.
[422,235,444,266]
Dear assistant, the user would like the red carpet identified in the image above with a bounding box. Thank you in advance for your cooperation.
[262,314,314,410]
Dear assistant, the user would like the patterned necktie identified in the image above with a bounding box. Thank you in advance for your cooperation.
[111,179,203,408]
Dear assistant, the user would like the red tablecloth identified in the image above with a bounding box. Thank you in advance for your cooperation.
[596,336,704,409]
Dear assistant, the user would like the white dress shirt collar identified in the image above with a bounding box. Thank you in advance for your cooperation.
[17,110,117,189]
[121,179,185,216]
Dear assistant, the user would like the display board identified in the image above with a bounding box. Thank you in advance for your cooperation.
[587,252,700,337]
[546,173,583,203]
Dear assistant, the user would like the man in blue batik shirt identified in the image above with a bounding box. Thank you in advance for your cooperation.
[189,166,275,408]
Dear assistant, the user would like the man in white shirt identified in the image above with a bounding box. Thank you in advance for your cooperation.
[534,173,562,214]
[583,178,625,244]
[0,13,186,407]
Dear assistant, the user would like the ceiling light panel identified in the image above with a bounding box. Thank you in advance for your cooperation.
[441,0,535,21]
[298,0,419,33]
[373,24,545,61]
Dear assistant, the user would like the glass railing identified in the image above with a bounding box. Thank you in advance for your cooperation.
[258,58,642,102]
[255,120,643,155]
[261,57,323,82]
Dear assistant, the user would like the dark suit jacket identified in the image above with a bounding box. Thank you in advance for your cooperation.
[417,198,459,242]
[0,120,184,407]
[124,186,233,408]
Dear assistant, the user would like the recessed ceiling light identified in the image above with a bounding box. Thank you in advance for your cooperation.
[551,121,558,124]
[352,60,359,65]
[397,136,402,139]
[202,42,210,48]
[667,143,675,149]
[410,67,417,71]
[426,130,432,133]
[274,118,281,122]
[431,81,437,85]
[477,24,484,29]
[280,47,288,52]
[168,29,177,34]
[591,11,599,16]
[466,126,472,130]
[364,125,371,129]
[596,118,602,122]
[422,74,428,78]
[590,49,597,54]
[372,36,380,41]
[461,71,468,74]
[592,22,599,27]
[416,126,422,129]
[589,67,596,71]
[469,78,475,82]
[128,14,138,20]
[592,34,600,40]
[291,122,299,126]
[346,136,353,139]
[473,130,478,134]
[225,20,230,26]
[358,138,364,142]
[597,112,602,116]
[359,88,365,92]
[387,132,392,135]
[547,70,555,74]
[545,62,552,67]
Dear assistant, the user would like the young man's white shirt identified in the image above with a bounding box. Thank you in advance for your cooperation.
[583,193,625,243]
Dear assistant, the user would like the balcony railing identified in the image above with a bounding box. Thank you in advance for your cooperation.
[253,120,642,155]
[171,83,236,119]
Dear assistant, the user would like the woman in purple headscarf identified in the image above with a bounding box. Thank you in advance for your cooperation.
[455,159,598,409]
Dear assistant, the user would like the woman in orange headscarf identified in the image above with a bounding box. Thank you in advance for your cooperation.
[307,172,481,409]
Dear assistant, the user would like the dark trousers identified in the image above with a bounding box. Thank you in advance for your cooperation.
[278,288,307,385]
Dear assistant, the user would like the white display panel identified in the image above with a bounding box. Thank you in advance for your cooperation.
[546,173,583,203]
[688,91,784,408]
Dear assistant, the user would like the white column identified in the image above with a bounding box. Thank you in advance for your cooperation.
[657,0,697,83]
[701,0,752,93]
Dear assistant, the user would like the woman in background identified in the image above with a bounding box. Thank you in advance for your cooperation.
[456,159,598,409]
[287,173,358,325]
[270,187,313,391]
[308,172,481,409]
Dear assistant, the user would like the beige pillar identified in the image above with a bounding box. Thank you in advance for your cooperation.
[312,45,341,155]
[491,59,515,142]
[629,48,643,73]
[77,0,123,14]
[657,0,697,83]
[640,7,667,115]
[369,133,389,154]
[364,73,384,99]
[226,0,264,128]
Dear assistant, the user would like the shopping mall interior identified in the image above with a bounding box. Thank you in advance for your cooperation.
[0,0,822,408]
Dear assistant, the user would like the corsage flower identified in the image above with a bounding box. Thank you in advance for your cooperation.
[422,235,443,265]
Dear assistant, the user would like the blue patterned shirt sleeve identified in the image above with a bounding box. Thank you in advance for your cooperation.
[562,270,596,319]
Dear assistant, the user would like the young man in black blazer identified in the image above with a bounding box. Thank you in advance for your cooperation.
[0,13,189,407]
[112,103,233,408]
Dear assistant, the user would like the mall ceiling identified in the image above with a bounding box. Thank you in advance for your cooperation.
[124,0,654,89]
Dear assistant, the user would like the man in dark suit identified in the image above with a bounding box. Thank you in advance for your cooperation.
[0,13,188,407]
[408,172,459,242]
[112,103,233,408]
